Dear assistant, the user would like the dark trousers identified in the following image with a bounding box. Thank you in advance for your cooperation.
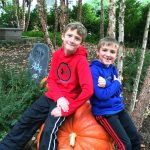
[0,95,65,150]
[96,110,141,150]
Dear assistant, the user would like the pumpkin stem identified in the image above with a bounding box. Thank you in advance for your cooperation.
[69,132,76,147]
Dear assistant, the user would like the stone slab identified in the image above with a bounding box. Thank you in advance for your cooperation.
[28,43,50,83]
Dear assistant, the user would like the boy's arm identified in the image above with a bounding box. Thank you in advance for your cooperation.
[98,76,116,87]
[91,67,121,100]
[46,52,65,101]
[61,58,93,116]
[98,76,106,87]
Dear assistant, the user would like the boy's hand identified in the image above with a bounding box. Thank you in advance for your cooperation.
[114,75,121,83]
[57,97,69,112]
[51,107,62,117]
[98,76,106,88]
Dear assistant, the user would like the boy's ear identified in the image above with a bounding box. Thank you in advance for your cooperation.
[96,50,99,56]
[61,34,64,41]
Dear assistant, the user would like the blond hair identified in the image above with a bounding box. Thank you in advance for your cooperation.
[63,22,87,42]
[97,37,119,51]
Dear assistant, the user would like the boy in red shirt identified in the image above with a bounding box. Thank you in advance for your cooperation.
[0,22,93,150]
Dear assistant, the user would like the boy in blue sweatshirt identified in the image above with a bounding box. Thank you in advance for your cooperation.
[90,37,141,150]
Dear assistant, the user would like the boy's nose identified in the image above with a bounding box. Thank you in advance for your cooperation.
[70,37,75,43]
[106,52,111,56]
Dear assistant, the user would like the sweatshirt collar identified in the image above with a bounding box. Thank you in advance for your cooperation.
[90,59,113,68]
[60,45,88,58]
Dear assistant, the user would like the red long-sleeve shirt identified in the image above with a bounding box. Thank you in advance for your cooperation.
[45,45,93,116]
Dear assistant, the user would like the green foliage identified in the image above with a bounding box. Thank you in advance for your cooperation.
[0,66,44,139]
[22,30,99,46]
[123,0,150,47]
[28,5,41,31]
[22,31,44,37]
[0,1,149,48]
[85,33,99,44]
[123,49,150,94]
[70,4,100,34]
[46,7,55,31]
[0,4,17,27]
[22,31,62,47]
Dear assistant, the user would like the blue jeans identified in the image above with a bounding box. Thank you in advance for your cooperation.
[96,110,141,150]
[0,95,65,150]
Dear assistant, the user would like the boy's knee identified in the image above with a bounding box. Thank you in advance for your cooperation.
[126,140,132,150]
[122,138,132,150]
[131,134,141,149]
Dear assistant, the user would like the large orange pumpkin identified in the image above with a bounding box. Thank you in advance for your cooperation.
[37,102,114,150]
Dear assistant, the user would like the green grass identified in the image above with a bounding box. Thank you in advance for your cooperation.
[22,31,62,46]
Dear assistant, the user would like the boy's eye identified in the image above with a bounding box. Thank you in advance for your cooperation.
[75,37,81,41]
[102,49,108,52]
[110,50,116,54]
[67,34,72,37]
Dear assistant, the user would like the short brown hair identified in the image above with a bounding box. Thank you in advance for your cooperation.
[97,37,119,51]
[63,22,87,42]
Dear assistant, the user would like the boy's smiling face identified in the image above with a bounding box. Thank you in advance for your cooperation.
[61,29,83,55]
[97,44,118,66]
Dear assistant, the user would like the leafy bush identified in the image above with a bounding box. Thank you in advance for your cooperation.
[22,31,44,38]
[123,49,150,94]
[0,66,44,139]
[86,33,99,44]
[0,4,17,27]
[22,31,62,47]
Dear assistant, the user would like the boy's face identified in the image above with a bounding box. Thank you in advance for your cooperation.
[61,29,82,55]
[97,44,118,66]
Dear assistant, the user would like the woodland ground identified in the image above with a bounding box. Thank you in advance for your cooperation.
[0,40,150,149]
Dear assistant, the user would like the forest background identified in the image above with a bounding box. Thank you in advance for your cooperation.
[0,0,150,149]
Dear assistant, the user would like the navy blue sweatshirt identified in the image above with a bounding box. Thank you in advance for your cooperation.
[90,59,124,116]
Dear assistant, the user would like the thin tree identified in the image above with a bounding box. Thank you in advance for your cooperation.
[53,0,58,49]
[100,0,104,38]
[107,0,116,38]
[37,0,54,52]
[117,0,126,81]
[1,0,6,8]
[131,65,150,130]
[21,0,26,30]
[59,0,66,33]
[25,0,32,31]
[77,0,82,22]
[129,6,150,113]
[13,0,20,28]
[65,0,69,24]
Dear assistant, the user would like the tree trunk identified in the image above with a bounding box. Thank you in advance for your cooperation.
[59,0,66,33]
[65,0,69,24]
[117,0,126,81]
[131,65,150,130]
[77,0,82,22]
[21,0,26,30]
[37,0,54,52]
[100,0,104,38]
[129,6,150,113]
[53,0,58,49]
[107,0,116,38]
[25,0,32,31]
[1,0,6,8]
[13,0,20,28]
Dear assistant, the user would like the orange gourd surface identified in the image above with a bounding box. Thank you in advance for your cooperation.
[39,77,48,89]
[37,102,114,150]
[57,102,114,150]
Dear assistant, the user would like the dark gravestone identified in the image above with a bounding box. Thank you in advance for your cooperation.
[28,43,50,84]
